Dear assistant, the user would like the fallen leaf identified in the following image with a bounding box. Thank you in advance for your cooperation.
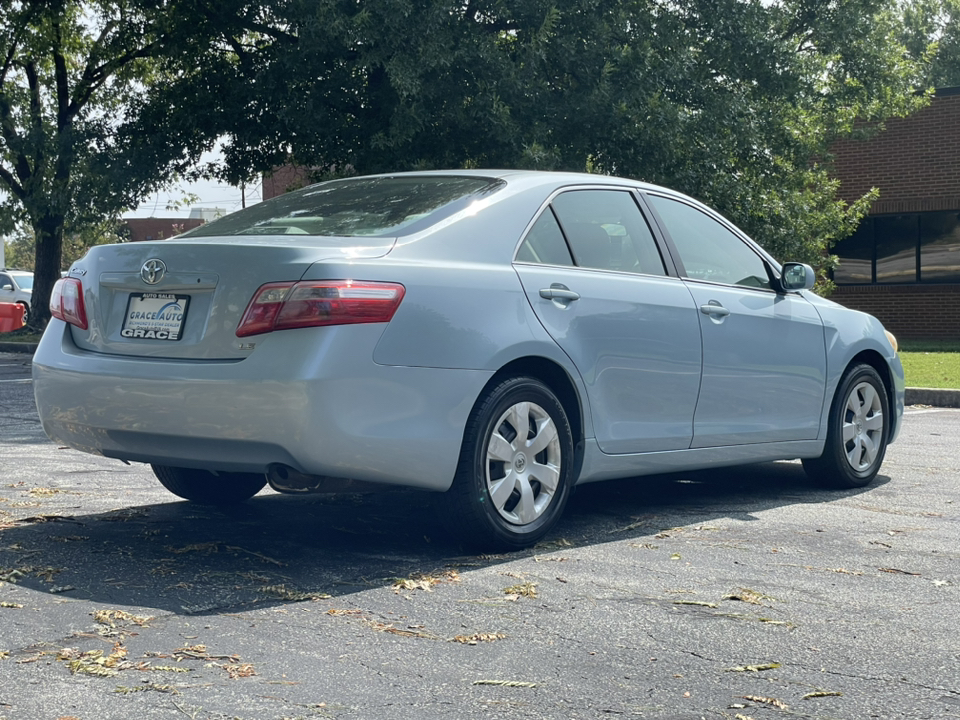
[726,663,781,673]
[503,582,537,599]
[803,690,843,699]
[221,663,256,679]
[260,584,331,601]
[742,694,788,709]
[28,487,61,497]
[472,679,537,688]
[673,600,718,608]
[453,633,507,645]
[392,569,461,593]
[114,684,178,694]
[93,609,153,627]
[723,588,774,605]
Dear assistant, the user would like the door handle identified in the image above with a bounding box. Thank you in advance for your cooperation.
[699,303,730,318]
[540,286,580,302]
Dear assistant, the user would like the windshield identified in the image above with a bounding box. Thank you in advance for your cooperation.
[14,274,32,290]
[182,175,506,239]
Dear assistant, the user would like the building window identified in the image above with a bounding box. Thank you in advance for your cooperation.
[833,211,960,284]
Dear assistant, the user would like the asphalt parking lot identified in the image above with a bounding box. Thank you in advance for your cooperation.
[1,351,959,720]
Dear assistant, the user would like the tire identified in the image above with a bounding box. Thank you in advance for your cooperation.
[151,464,267,505]
[17,302,28,326]
[443,376,575,551]
[802,364,889,489]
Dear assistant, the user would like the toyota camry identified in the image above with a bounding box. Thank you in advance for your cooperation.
[33,170,904,549]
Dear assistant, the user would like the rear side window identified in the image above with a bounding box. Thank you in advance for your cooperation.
[183,176,506,238]
[516,209,574,266]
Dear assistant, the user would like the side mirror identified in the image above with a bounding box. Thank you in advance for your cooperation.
[1,284,12,292]
[780,263,815,291]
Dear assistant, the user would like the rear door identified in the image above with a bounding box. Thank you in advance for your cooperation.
[514,188,702,454]
[645,193,827,448]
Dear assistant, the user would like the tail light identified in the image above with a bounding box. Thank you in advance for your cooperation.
[50,277,88,330]
[236,280,405,337]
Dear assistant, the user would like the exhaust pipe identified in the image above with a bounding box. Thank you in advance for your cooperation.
[267,464,387,494]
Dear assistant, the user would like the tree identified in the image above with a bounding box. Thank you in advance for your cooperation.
[899,0,960,86]
[3,219,124,272]
[0,0,273,330]
[1,0,932,327]
[201,0,928,285]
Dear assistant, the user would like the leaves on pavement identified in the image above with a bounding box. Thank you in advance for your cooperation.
[725,662,781,673]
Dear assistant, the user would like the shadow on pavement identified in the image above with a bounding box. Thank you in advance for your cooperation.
[0,461,884,615]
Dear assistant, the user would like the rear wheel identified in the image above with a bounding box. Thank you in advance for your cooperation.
[802,364,889,489]
[151,465,267,505]
[443,376,575,551]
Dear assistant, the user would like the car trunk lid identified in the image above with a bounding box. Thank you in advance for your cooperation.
[66,235,395,360]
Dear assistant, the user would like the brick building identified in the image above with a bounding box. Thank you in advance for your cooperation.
[262,165,312,200]
[121,208,227,243]
[830,87,960,341]
[121,217,204,243]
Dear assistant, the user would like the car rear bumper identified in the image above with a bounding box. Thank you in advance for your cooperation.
[33,321,492,491]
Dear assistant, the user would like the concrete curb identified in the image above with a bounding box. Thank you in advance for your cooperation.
[905,387,960,408]
[0,342,38,354]
[2,340,959,407]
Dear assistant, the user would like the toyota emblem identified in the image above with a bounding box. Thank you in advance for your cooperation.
[141,259,166,285]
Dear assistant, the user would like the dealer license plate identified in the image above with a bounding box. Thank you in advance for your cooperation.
[121,293,189,341]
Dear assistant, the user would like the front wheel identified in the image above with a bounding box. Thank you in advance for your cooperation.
[443,376,575,551]
[151,465,267,505]
[802,364,889,489]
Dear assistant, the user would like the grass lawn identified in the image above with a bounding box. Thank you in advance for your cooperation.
[899,341,960,389]
[0,330,42,344]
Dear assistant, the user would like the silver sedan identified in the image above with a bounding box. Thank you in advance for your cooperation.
[33,171,904,549]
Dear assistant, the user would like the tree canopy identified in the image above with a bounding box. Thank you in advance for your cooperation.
[0,0,936,331]
[199,0,930,286]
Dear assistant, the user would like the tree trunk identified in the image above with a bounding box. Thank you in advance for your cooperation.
[29,214,65,333]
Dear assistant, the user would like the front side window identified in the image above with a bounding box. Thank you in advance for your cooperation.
[183,175,505,239]
[648,195,771,290]
[550,190,666,275]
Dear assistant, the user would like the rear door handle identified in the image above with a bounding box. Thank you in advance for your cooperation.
[540,286,581,302]
[699,303,730,318]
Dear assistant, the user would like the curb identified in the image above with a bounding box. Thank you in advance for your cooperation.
[0,342,38,354]
[905,387,960,408]
[2,340,959,408]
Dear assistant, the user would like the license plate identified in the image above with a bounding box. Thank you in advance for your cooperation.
[121,293,189,341]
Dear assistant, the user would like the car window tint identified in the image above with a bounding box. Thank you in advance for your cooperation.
[182,175,506,238]
[550,190,666,275]
[0,274,9,288]
[648,195,771,290]
[516,209,574,266]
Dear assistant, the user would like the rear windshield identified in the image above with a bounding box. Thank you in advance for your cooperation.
[182,175,506,238]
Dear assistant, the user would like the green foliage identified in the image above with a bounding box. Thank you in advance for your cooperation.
[0,1,257,329]
[899,0,960,86]
[205,0,927,283]
[4,221,123,272]
[0,0,935,333]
